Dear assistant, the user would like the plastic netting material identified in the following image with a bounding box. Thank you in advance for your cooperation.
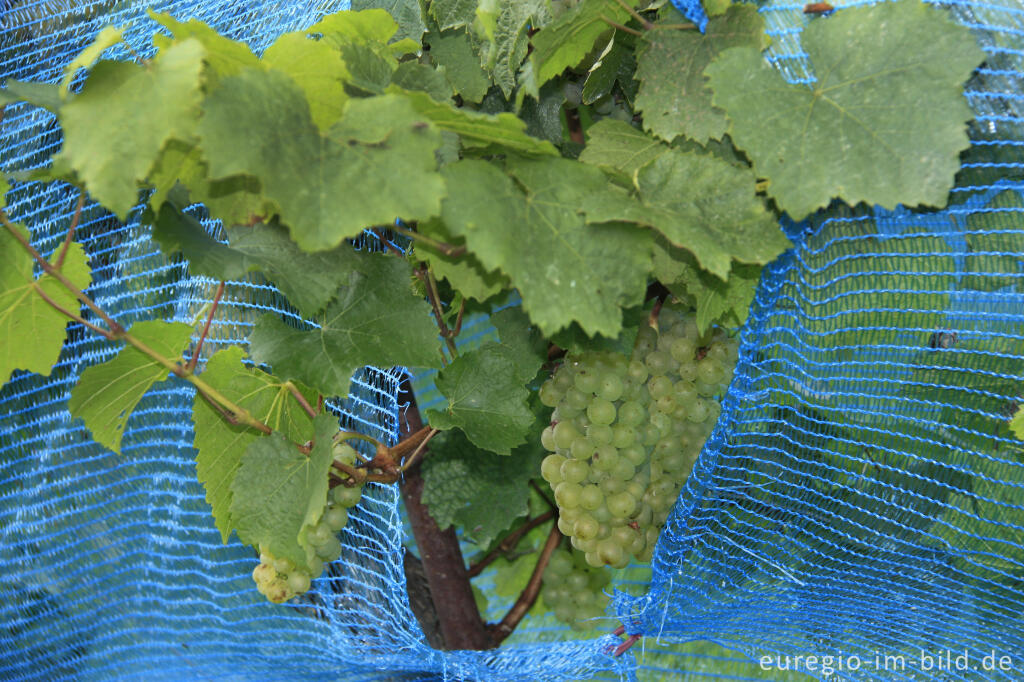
[1,0,1023,681]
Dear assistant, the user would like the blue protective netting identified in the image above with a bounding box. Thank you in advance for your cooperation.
[2,0,1024,680]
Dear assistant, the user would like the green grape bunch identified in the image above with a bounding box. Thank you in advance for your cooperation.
[251,440,365,603]
[539,308,737,569]
[540,547,611,629]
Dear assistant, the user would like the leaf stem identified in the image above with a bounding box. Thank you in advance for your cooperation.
[286,381,319,419]
[612,0,655,29]
[392,222,466,258]
[185,280,224,373]
[488,521,562,646]
[1,209,125,336]
[32,284,115,340]
[529,479,557,512]
[467,510,556,578]
[418,264,459,358]
[55,193,85,269]
[600,16,643,36]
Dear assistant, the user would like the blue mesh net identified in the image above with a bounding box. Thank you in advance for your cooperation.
[2,0,1023,680]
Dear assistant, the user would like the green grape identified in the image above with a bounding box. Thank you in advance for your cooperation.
[670,336,696,363]
[570,437,597,460]
[574,370,600,394]
[592,445,619,472]
[687,399,710,422]
[308,522,332,546]
[331,484,362,508]
[564,387,590,410]
[621,444,647,466]
[316,535,342,562]
[574,515,599,540]
[596,372,624,401]
[586,423,613,445]
[273,556,294,573]
[323,504,348,532]
[587,398,616,425]
[552,421,580,450]
[560,458,589,484]
[648,375,673,400]
[287,571,311,593]
[554,481,583,508]
[542,453,567,482]
[539,380,562,407]
[599,476,625,495]
[540,425,556,451]
[332,442,358,465]
[552,367,575,392]
[608,491,637,518]
[611,423,638,448]
[580,484,603,510]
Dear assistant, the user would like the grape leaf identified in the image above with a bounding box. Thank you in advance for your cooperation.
[353,0,427,44]
[153,195,367,317]
[428,29,491,103]
[652,238,760,333]
[476,0,550,96]
[430,0,479,31]
[199,70,444,252]
[58,39,205,219]
[634,4,763,144]
[68,320,195,454]
[417,219,509,302]
[61,26,124,94]
[580,147,790,277]
[248,253,442,398]
[307,8,415,56]
[581,37,636,105]
[394,86,557,155]
[578,119,667,184]
[148,10,259,84]
[1012,406,1024,440]
[339,40,398,94]
[229,414,336,570]
[0,80,63,112]
[550,304,648,356]
[147,141,267,226]
[490,306,546,383]
[440,159,651,337]
[192,346,317,541]
[392,61,453,102]
[421,427,544,547]
[706,0,984,219]
[425,343,535,454]
[262,32,349,131]
[962,190,1024,293]
[530,0,629,86]
[0,230,91,384]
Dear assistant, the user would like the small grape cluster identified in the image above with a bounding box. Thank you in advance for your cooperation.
[540,309,737,568]
[541,547,611,628]
[251,441,364,603]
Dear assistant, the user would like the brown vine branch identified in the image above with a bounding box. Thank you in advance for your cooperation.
[529,479,557,512]
[614,634,643,657]
[55,193,85,269]
[467,510,556,578]
[417,264,459,357]
[185,280,224,373]
[600,16,643,36]
[488,521,563,647]
[399,426,438,473]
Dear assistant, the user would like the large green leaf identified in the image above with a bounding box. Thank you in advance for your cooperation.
[530,0,629,86]
[69,320,195,454]
[652,238,760,333]
[261,32,350,131]
[148,10,259,85]
[61,26,125,94]
[58,39,206,219]
[153,196,365,318]
[416,219,509,302]
[427,29,491,103]
[634,4,763,144]
[705,0,983,219]
[476,0,550,96]
[421,427,544,547]
[248,253,442,397]
[192,346,317,541]
[580,147,790,278]
[0,230,91,384]
[439,158,652,337]
[578,119,667,184]
[0,80,63,112]
[394,87,557,155]
[490,306,546,384]
[352,0,427,43]
[199,70,444,252]
[430,0,479,30]
[425,342,535,454]
[229,414,336,570]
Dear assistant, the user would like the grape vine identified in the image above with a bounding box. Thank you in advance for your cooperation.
[0,0,987,652]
